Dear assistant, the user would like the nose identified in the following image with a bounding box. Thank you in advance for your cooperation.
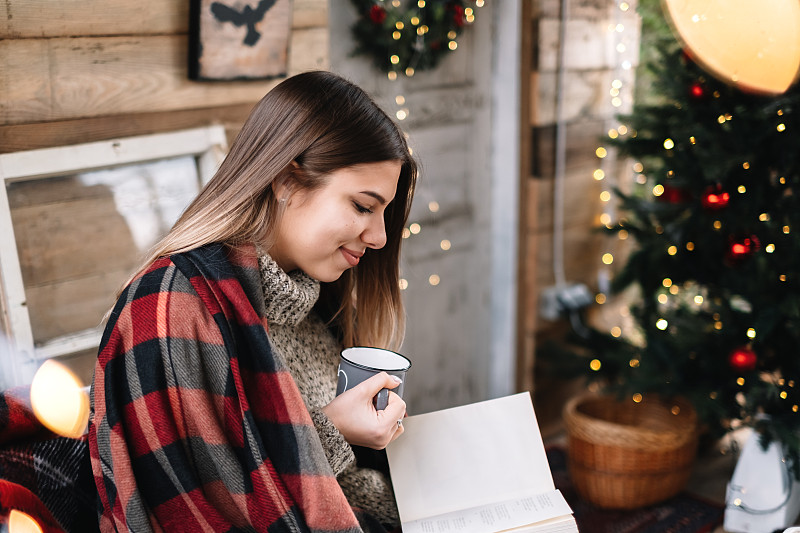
[362,214,388,249]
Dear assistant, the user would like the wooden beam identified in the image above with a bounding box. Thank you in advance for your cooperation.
[530,120,605,179]
[0,103,254,153]
[516,0,536,395]
[0,0,326,38]
[0,28,328,125]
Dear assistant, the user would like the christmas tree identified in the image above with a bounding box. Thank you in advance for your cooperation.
[563,0,800,475]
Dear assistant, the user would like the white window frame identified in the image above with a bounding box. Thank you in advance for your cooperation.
[0,125,228,385]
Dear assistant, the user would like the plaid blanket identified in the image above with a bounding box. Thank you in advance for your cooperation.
[90,243,371,532]
[0,387,97,532]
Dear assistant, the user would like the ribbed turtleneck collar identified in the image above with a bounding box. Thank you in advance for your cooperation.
[258,252,320,326]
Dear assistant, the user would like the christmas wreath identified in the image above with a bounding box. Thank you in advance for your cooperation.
[349,0,480,76]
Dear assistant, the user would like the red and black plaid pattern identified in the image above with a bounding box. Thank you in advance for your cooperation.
[90,243,366,532]
[0,387,55,445]
[0,387,97,532]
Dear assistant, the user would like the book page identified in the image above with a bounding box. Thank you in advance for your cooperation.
[402,490,573,533]
[386,392,558,523]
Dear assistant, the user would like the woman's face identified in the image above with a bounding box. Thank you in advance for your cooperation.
[269,160,402,282]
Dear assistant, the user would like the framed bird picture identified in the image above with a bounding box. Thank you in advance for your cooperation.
[188,0,291,80]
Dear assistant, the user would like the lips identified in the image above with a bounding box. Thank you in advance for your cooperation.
[340,248,363,267]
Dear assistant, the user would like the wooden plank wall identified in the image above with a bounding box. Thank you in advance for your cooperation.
[0,0,329,382]
[0,0,329,152]
[518,0,639,429]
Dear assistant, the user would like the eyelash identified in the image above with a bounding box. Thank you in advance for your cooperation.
[354,202,373,214]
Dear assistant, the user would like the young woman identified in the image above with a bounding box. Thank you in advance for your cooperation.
[89,71,417,533]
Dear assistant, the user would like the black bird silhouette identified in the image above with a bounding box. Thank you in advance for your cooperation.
[210,0,277,46]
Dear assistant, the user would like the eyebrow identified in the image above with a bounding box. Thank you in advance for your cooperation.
[360,191,389,205]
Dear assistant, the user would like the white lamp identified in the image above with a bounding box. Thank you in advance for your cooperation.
[662,0,800,95]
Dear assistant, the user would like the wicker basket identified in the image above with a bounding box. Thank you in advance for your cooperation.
[563,394,698,510]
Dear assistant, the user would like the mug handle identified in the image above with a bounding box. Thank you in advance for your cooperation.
[375,388,390,411]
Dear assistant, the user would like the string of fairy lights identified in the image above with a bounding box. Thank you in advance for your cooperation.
[591,0,636,359]
[367,0,483,292]
[589,0,702,390]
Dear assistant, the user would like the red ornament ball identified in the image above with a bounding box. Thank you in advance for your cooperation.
[702,185,730,210]
[690,82,705,99]
[728,235,760,260]
[658,183,691,204]
[368,5,387,24]
[451,5,466,27]
[729,347,757,372]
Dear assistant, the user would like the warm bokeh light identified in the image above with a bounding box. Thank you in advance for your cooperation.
[595,293,607,304]
[9,510,43,533]
[30,359,89,439]
[662,0,800,95]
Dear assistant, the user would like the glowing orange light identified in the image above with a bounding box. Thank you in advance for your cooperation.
[9,510,43,533]
[30,359,89,439]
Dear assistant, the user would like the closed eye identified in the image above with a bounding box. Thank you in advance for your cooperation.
[353,201,373,214]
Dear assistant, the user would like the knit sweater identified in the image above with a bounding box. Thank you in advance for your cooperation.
[257,253,400,527]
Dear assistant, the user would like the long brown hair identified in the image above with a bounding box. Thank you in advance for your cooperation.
[130,70,417,350]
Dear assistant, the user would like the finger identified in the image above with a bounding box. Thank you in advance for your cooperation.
[390,418,405,441]
[379,392,406,424]
[355,372,403,396]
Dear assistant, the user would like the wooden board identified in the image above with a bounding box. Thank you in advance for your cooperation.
[0,103,255,154]
[26,269,131,342]
[529,120,606,179]
[6,162,215,342]
[9,176,143,286]
[0,28,328,125]
[0,0,326,38]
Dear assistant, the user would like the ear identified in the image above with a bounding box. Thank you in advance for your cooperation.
[272,161,301,201]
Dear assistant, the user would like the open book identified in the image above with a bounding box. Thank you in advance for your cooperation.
[386,392,578,533]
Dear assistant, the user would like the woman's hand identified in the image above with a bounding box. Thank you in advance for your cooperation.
[322,372,406,450]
